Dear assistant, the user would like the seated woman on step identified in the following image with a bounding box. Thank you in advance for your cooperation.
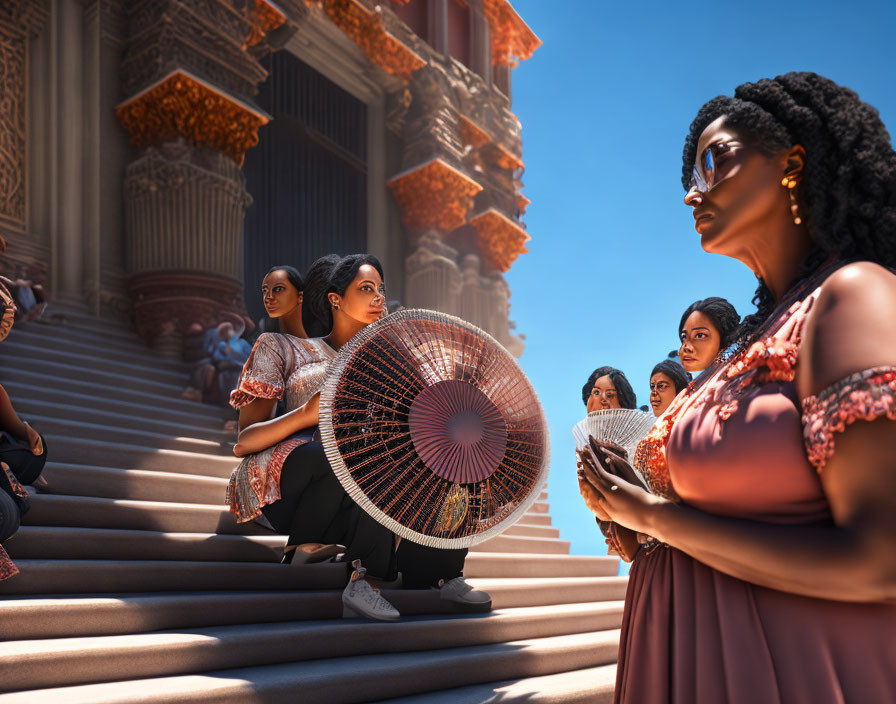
[226,254,490,621]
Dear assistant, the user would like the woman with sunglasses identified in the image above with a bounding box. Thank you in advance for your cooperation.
[578,73,896,703]
[677,297,740,375]
[228,254,489,621]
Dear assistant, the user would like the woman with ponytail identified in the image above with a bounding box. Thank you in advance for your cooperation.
[227,254,489,621]
[577,73,896,702]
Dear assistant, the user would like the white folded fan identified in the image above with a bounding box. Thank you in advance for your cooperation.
[573,408,657,486]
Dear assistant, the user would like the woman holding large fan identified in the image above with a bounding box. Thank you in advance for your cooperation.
[228,254,490,621]
[579,73,896,703]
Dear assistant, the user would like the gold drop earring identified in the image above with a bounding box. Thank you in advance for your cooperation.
[781,177,802,225]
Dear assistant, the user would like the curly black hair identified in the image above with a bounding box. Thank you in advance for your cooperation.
[678,297,741,350]
[581,366,637,409]
[682,72,896,344]
[650,359,690,395]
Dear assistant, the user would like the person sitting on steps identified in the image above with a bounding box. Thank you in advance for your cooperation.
[226,255,490,621]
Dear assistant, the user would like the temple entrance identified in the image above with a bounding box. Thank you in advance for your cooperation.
[242,51,368,323]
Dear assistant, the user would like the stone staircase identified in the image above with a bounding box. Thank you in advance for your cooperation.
[0,307,624,703]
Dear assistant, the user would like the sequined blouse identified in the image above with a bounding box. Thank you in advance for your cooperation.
[225,333,337,522]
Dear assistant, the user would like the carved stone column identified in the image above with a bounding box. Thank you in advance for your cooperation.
[115,0,295,354]
[405,231,462,315]
[123,141,252,356]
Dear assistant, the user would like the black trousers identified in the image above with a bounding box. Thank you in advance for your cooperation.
[0,435,47,485]
[261,440,467,588]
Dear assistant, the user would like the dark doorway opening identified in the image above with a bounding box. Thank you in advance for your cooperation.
[242,51,368,323]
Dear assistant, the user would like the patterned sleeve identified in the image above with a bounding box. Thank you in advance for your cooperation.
[229,334,288,409]
[802,367,896,471]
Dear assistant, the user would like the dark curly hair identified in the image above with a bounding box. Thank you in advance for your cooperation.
[682,72,896,344]
[650,359,690,395]
[581,366,637,409]
[678,297,741,350]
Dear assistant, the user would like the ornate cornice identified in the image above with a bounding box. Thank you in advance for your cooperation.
[305,0,427,79]
[116,70,270,164]
[245,0,287,47]
[387,158,482,233]
[470,207,530,272]
[480,0,540,67]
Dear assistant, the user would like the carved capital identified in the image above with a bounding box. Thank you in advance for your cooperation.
[481,0,540,67]
[388,158,482,234]
[469,208,529,273]
[307,0,427,79]
[116,70,270,164]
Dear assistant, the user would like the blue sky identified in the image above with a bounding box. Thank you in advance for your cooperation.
[505,0,896,566]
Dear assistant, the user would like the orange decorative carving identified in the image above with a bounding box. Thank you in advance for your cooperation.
[516,194,530,214]
[481,0,541,67]
[388,158,483,233]
[307,0,427,79]
[470,208,530,272]
[458,115,491,148]
[245,0,287,47]
[116,70,269,165]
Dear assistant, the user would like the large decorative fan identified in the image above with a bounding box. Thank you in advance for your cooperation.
[319,309,550,549]
[573,409,656,482]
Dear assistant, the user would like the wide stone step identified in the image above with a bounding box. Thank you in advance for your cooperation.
[0,356,188,399]
[0,340,187,385]
[0,558,628,601]
[0,630,621,704]
[0,603,624,692]
[22,494,557,539]
[5,526,285,563]
[38,463,230,505]
[43,435,236,476]
[8,325,188,372]
[22,494,258,536]
[12,396,233,441]
[0,368,230,420]
[472,534,569,555]
[38,304,141,341]
[5,525,569,563]
[29,416,234,458]
[375,663,617,704]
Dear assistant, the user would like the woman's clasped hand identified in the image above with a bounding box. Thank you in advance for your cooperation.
[577,437,666,535]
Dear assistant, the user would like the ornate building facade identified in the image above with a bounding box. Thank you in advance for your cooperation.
[0,0,538,357]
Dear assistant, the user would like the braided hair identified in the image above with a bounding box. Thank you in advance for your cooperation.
[682,72,896,344]
[581,366,637,409]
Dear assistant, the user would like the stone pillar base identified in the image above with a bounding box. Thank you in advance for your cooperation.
[128,270,245,359]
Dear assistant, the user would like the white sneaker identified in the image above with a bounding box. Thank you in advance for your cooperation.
[437,576,492,606]
[342,560,400,621]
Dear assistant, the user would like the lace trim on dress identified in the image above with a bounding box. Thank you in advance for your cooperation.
[0,545,17,581]
[802,367,896,471]
[229,334,287,409]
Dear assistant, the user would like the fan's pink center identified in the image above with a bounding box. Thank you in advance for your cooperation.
[408,380,508,484]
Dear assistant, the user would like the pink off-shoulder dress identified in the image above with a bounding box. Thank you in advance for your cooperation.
[617,276,896,703]
[225,333,336,522]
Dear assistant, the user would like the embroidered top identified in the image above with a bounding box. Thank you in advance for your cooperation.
[225,333,337,522]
